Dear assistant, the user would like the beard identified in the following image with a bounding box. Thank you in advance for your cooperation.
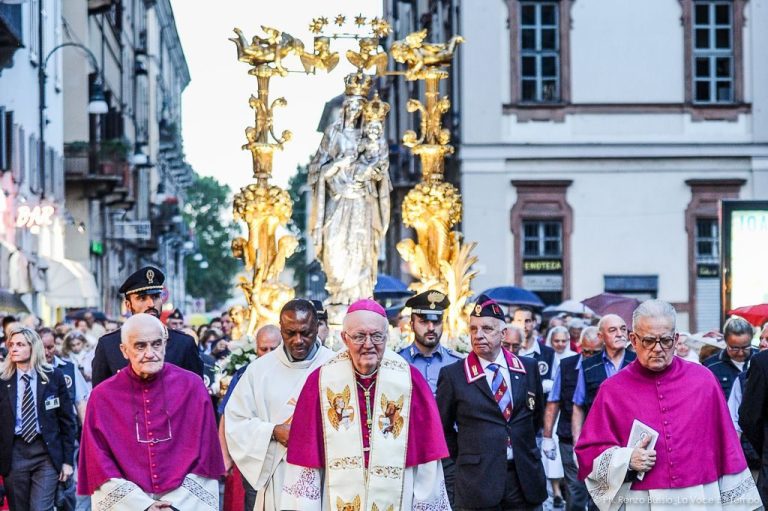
[130,305,159,318]
[415,331,440,348]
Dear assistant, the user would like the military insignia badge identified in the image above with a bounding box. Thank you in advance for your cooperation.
[527,391,536,411]
[475,305,482,314]
[378,393,405,438]
[426,291,445,310]
[64,374,73,388]
[326,386,355,431]
[538,361,549,376]
[146,269,155,284]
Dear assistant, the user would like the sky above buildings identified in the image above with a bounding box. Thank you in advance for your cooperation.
[173,0,381,193]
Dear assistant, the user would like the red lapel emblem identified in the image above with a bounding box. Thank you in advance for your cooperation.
[504,348,527,374]
[464,352,486,383]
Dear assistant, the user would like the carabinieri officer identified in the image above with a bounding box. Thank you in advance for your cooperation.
[398,290,463,395]
[90,266,202,387]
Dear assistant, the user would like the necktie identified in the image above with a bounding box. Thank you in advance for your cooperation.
[487,363,513,421]
[20,373,38,443]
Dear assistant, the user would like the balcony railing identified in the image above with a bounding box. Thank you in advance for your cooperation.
[64,142,134,202]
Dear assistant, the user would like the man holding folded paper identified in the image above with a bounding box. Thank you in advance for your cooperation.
[575,300,761,511]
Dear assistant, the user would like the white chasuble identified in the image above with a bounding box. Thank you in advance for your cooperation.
[92,474,217,511]
[586,447,761,511]
[226,344,334,511]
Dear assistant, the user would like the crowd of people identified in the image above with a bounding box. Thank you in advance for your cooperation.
[0,264,767,511]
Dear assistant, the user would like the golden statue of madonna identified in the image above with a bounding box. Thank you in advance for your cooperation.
[309,73,392,306]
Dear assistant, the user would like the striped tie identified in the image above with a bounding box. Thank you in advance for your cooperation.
[487,363,513,421]
[20,373,38,443]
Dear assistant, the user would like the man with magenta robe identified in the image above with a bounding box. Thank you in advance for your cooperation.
[280,299,450,511]
[575,300,760,510]
[77,314,224,510]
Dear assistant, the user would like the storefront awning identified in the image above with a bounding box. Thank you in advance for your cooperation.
[42,257,100,308]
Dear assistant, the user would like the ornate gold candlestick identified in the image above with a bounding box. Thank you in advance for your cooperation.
[229,26,305,336]
[393,30,477,340]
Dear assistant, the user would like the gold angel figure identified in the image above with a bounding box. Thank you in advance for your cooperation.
[345,38,388,75]
[229,26,305,76]
[326,386,354,431]
[391,29,465,80]
[336,496,361,511]
[371,504,394,511]
[378,394,405,438]
[301,37,340,73]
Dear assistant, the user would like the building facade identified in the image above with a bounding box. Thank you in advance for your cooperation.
[380,0,461,280]
[61,0,193,317]
[0,0,194,322]
[0,0,96,324]
[459,0,768,331]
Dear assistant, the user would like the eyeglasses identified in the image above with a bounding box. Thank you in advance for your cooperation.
[580,349,600,357]
[135,412,173,444]
[346,332,387,345]
[637,334,676,351]
[726,345,752,353]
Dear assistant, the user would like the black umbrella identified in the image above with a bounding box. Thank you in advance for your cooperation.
[479,286,545,308]
[0,289,30,314]
[65,308,108,322]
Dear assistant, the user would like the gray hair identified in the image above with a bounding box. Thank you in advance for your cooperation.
[632,300,677,331]
[121,314,167,344]
[597,314,626,333]
[505,324,524,340]
[580,326,599,344]
[546,326,569,347]
[723,316,754,339]
[342,310,389,333]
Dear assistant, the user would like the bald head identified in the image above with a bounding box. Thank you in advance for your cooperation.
[256,324,281,356]
[119,313,168,379]
[121,313,167,345]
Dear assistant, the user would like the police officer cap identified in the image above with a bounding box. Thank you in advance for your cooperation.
[405,290,450,322]
[311,300,328,321]
[119,266,165,296]
[169,308,183,320]
[470,294,505,321]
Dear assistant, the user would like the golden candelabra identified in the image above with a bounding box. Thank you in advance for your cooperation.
[229,26,306,336]
[392,29,477,341]
[228,18,476,340]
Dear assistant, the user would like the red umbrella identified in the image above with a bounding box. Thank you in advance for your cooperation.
[727,304,768,327]
[581,293,642,328]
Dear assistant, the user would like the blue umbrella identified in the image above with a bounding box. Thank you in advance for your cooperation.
[479,286,545,308]
[374,274,414,299]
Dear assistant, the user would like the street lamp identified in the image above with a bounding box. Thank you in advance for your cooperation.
[39,42,107,197]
